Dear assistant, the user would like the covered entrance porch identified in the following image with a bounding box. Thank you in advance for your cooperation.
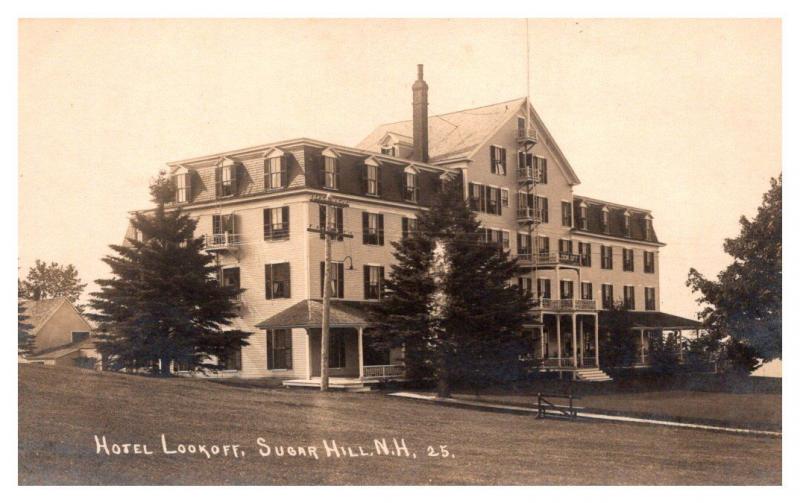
[528,312,600,369]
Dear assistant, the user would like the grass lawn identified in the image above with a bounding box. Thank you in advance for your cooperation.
[449,374,781,430]
[19,365,780,485]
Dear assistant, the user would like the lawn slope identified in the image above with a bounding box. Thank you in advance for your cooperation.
[19,365,780,485]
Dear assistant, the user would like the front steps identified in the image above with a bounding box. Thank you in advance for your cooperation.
[282,378,373,392]
[574,367,613,382]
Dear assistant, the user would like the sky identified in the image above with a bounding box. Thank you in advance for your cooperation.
[18,19,781,319]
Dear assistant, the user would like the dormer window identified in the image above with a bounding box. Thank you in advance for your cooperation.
[265,149,287,190]
[322,148,340,189]
[578,202,588,230]
[644,215,653,241]
[601,206,610,234]
[623,210,632,237]
[173,167,191,203]
[364,158,381,196]
[403,166,419,203]
[381,146,396,156]
[216,159,238,198]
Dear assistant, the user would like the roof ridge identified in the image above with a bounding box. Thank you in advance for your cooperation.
[374,97,526,127]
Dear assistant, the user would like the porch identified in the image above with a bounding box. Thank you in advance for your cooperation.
[528,312,600,369]
[255,300,406,387]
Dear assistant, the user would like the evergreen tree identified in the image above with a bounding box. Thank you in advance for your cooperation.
[88,173,249,375]
[687,175,781,362]
[598,302,638,368]
[18,293,35,356]
[370,178,535,397]
[19,260,87,306]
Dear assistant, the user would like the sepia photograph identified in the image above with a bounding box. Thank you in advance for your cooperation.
[15,15,783,487]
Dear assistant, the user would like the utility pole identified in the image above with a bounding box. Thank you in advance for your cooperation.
[308,194,352,391]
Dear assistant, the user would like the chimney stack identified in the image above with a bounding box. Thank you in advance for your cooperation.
[412,64,429,163]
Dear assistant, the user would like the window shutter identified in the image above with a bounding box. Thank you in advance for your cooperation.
[263,209,272,240]
[282,206,290,236]
[402,217,408,239]
[337,263,345,298]
[378,266,385,297]
[362,212,369,245]
[265,264,273,300]
[318,205,325,239]
[378,214,384,245]
[363,265,370,299]
[376,166,383,196]
[336,208,344,242]
[231,163,239,195]
[518,151,524,170]
[542,158,548,183]
[215,166,222,197]
[360,164,367,194]
[266,331,274,369]
[280,157,288,188]
[320,262,325,297]
[285,333,293,370]
[490,146,496,174]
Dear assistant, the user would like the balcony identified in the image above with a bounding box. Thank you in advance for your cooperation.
[517,166,544,185]
[204,233,241,252]
[516,207,543,225]
[533,298,597,312]
[517,252,581,268]
[517,128,539,146]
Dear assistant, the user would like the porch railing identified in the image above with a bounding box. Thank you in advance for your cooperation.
[517,252,581,267]
[204,233,241,250]
[534,298,597,311]
[363,364,405,378]
[541,357,577,368]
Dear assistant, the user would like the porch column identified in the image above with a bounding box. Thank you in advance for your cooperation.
[306,330,312,379]
[357,327,364,379]
[540,327,545,360]
[578,317,584,367]
[678,330,684,362]
[640,329,646,364]
[556,315,562,365]
[594,314,600,367]
[571,313,578,367]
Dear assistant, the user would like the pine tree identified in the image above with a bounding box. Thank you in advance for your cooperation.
[598,301,638,368]
[18,295,35,356]
[687,175,781,363]
[88,173,249,375]
[370,177,535,397]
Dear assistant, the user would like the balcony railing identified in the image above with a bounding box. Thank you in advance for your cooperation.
[204,233,241,251]
[517,166,544,185]
[533,298,597,312]
[517,128,539,145]
[517,252,581,267]
[363,364,405,379]
[516,207,543,224]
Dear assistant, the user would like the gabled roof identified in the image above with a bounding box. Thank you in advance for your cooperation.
[255,300,371,330]
[355,97,580,184]
[357,98,526,163]
[20,298,70,335]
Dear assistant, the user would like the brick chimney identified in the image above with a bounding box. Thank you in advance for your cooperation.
[412,64,429,163]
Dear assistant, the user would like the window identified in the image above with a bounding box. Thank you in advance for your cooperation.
[578,242,592,267]
[174,171,191,203]
[624,286,636,310]
[219,349,242,371]
[601,207,610,234]
[329,332,347,368]
[71,331,90,344]
[517,233,532,257]
[623,249,635,272]
[518,277,534,296]
[362,212,384,246]
[263,206,290,240]
[220,267,241,301]
[265,155,287,190]
[534,156,548,184]
[644,251,655,273]
[468,183,502,215]
[580,282,593,300]
[403,170,419,202]
[211,214,237,245]
[535,196,549,223]
[518,151,534,177]
[501,188,509,208]
[364,265,385,300]
[487,187,500,215]
[560,280,574,300]
[644,216,654,241]
[267,329,292,370]
[645,287,656,311]
[517,117,526,137]
[216,162,237,198]
[561,201,573,227]
[323,155,339,189]
[601,245,613,269]
[364,163,380,196]
[265,263,291,299]
[381,146,396,156]
[402,217,418,239]
[490,145,507,175]
[578,204,588,230]
[318,205,344,241]
[469,183,484,211]
[320,262,345,298]
[558,239,573,256]
[623,211,632,237]
[502,230,510,250]
[537,278,551,299]
[536,235,550,255]
[602,284,614,309]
